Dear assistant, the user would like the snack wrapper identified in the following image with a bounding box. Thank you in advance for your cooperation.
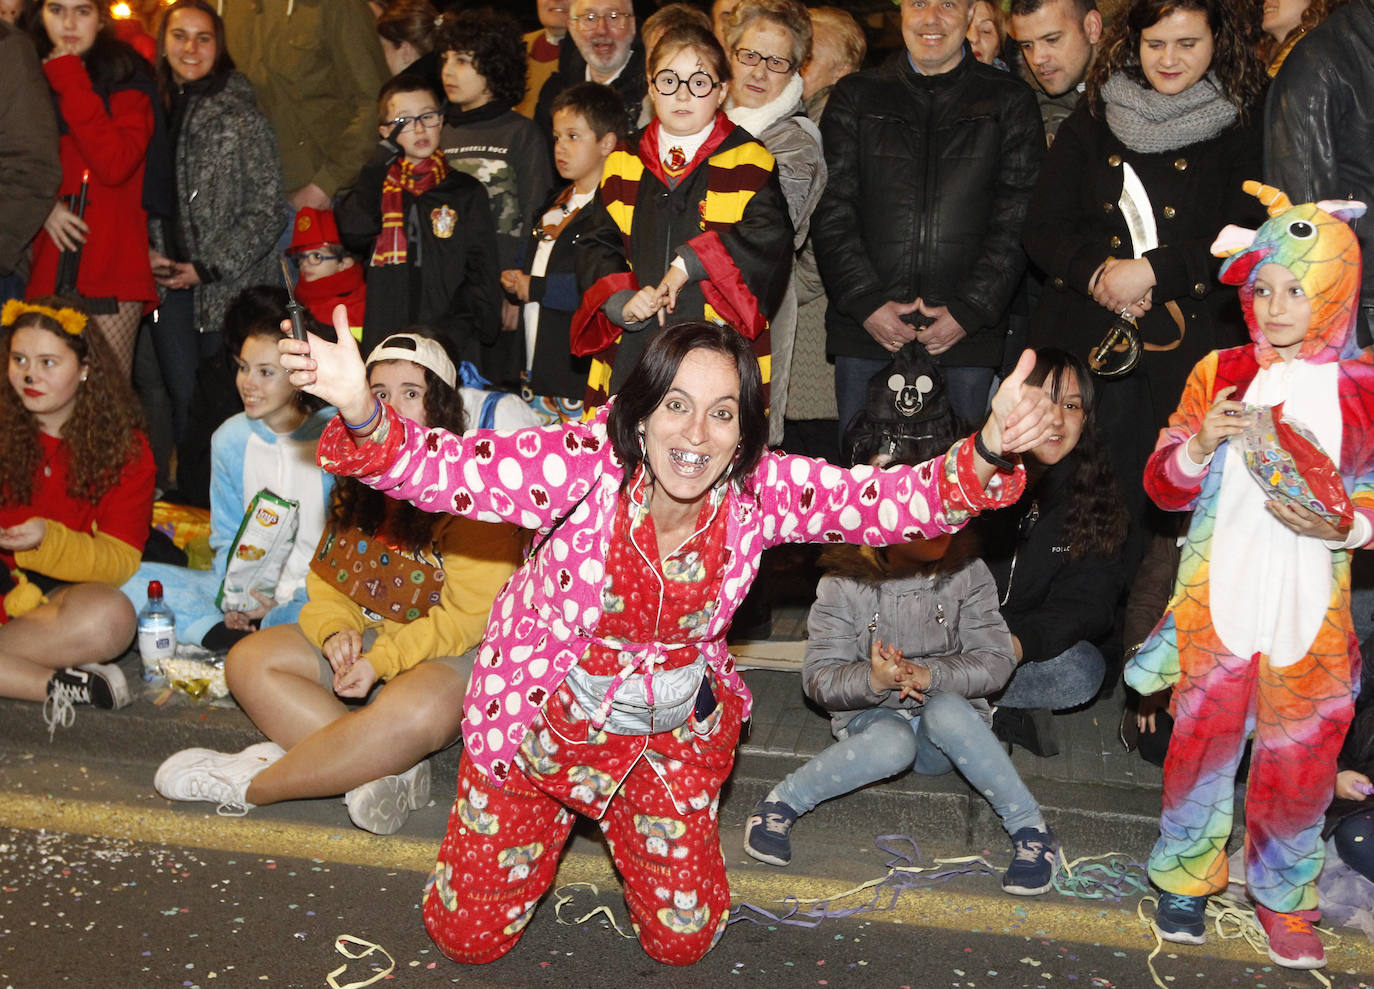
[216,489,300,612]
[1234,402,1353,527]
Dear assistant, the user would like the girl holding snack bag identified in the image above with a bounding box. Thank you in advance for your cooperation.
[122,301,334,650]
[0,297,154,721]
[153,330,523,833]
[1130,182,1372,970]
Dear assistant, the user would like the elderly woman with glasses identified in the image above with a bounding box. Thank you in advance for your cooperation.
[573,21,795,409]
[721,0,825,444]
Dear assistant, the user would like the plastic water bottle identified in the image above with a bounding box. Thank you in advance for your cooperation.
[137,580,177,682]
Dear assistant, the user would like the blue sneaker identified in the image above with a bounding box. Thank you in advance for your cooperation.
[1002,826,1058,895]
[743,800,798,866]
[1154,892,1209,944]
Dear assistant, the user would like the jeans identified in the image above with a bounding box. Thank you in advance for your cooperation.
[834,355,890,448]
[770,693,1046,838]
[995,640,1106,710]
[1334,809,1374,884]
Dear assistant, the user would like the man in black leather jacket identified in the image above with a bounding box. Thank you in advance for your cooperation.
[1265,0,1374,346]
[812,0,1044,431]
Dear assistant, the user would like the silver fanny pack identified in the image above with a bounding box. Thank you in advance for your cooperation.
[564,654,708,736]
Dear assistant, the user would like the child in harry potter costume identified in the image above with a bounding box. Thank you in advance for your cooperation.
[286,207,368,343]
[571,21,793,408]
[336,73,502,357]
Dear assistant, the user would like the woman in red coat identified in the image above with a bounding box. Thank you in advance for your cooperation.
[27,0,159,377]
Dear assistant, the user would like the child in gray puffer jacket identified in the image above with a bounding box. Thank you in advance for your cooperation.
[743,425,1059,896]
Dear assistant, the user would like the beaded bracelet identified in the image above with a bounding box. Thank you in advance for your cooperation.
[344,397,382,436]
[974,430,1016,473]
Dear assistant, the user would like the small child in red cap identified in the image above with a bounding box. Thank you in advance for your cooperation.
[286,207,366,341]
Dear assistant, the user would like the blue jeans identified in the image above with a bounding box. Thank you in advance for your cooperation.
[770,693,1046,837]
[995,640,1105,710]
[1334,810,1374,884]
[836,356,995,449]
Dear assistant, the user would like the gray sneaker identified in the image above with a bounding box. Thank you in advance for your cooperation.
[153,741,285,816]
[344,760,432,835]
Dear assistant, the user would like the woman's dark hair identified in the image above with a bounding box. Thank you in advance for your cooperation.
[0,296,144,506]
[435,7,527,110]
[844,411,963,471]
[650,20,730,83]
[1085,0,1266,119]
[377,0,439,56]
[155,0,235,102]
[30,3,144,94]
[330,327,465,553]
[607,321,766,492]
[221,284,324,414]
[1025,348,1127,560]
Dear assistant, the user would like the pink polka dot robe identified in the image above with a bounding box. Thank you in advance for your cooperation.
[317,402,1025,787]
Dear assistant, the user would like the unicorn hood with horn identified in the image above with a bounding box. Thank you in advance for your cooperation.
[1123,180,1374,927]
[1211,181,1366,366]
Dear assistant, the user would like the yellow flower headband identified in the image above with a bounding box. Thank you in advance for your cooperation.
[0,299,88,336]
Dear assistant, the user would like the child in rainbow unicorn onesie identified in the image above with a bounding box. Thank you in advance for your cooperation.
[1129,181,1371,971]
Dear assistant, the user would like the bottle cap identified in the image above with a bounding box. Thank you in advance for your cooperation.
[148,580,164,598]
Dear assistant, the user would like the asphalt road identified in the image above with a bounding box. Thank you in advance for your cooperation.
[2,750,1372,988]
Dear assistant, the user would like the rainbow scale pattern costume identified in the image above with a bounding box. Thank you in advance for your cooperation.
[1127,182,1372,913]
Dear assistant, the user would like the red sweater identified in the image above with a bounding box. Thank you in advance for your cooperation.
[0,430,155,585]
[26,54,157,310]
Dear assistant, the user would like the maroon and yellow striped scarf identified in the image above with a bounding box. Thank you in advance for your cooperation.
[371,152,449,266]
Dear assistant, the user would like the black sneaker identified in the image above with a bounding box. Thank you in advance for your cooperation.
[1002,826,1059,895]
[1153,891,1209,944]
[743,800,799,866]
[44,663,132,737]
[992,706,1061,758]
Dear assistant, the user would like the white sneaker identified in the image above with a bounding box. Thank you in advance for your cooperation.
[344,760,431,835]
[153,741,285,816]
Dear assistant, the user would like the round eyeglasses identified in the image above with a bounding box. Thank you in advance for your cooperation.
[733,48,794,74]
[652,69,722,98]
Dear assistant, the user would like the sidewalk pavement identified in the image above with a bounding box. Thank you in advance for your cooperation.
[3,601,1186,859]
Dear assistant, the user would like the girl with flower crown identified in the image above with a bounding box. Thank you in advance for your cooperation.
[0,297,155,721]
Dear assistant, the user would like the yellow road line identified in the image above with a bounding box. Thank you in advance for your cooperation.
[5,790,1373,972]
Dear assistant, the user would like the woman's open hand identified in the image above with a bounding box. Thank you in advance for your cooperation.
[1266,500,1350,542]
[44,201,88,252]
[0,518,47,553]
[278,304,373,424]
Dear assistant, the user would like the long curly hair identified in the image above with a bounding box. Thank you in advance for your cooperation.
[0,297,145,507]
[1256,0,1348,68]
[1085,0,1266,119]
[1025,349,1127,561]
[327,332,466,553]
[436,7,527,110]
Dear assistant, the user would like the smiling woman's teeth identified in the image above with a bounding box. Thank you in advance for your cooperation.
[672,450,709,468]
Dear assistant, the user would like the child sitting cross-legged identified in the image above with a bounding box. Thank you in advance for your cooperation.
[153,328,522,830]
[743,363,1059,896]
[1131,183,1374,970]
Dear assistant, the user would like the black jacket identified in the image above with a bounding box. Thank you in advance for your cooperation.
[811,49,1044,369]
[1024,104,1263,430]
[1265,0,1374,337]
[534,39,646,141]
[977,455,1125,663]
[517,185,595,400]
[335,145,502,356]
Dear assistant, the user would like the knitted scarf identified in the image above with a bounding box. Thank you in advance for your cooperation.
[1101,71,1238,154]
[371,151,450,266]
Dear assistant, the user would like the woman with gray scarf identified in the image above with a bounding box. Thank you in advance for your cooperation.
[1022,0,1266,572]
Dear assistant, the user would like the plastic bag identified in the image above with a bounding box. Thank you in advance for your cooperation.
[216,489,300,612]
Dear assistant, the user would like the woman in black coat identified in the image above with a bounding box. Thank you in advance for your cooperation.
[1023,0,1267,561]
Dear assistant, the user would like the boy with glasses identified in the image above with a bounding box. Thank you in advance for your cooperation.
[286,207,367,343]
[337,74,501,355]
